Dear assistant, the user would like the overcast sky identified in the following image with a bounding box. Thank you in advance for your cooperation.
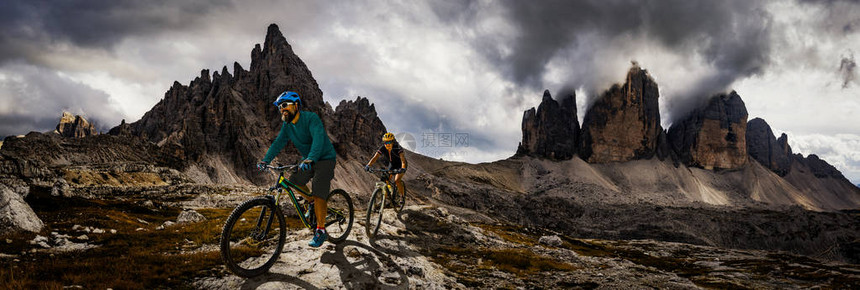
[0,0,858,184]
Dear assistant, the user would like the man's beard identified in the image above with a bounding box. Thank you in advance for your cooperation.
[281,111,296,122]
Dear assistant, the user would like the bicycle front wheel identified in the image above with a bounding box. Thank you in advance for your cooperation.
[393,183,407,213]
[325,189,354,243]
[220,197,286,278]
[366,188,385,238]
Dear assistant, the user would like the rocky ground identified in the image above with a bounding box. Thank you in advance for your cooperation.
[2,184,859,289]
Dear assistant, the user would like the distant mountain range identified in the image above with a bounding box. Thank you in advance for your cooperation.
[516,66,860,211]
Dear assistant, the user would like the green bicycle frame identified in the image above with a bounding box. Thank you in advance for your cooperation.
[274,173,313,228]
[271,170,348,229]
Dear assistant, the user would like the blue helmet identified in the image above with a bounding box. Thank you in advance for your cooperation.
[273,91,302,107]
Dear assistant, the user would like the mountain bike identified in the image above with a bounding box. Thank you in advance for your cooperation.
[365,167,407,238]
[220,164,354,277]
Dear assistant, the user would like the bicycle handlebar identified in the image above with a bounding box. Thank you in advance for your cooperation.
[366,167,406,174]
[265,164,300,172]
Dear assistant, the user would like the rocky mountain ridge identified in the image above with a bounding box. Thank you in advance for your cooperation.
[109,24,386,185]
[669,91,748,170]
[579,65,662,163]
[406,150,860,263]
[516,90,579,160]
[518,64,859,211]
[55,112,97,138]
[746,118,793,176]
[0,24,387,234]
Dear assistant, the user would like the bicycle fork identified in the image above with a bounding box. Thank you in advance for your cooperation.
[252,196,277,240]
[376,181,390,208]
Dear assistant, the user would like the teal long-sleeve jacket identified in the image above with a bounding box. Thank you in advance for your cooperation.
[262,111,337,163]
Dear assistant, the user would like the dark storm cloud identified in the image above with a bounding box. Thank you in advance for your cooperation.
[839,52,857,88]
[432,0,773,120]
[0,0,232,65]
[0,114,59,139]
[0,64,124,137]
[0,0,231,137]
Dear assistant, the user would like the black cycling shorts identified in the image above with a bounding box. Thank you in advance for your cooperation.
[288,159,336,199]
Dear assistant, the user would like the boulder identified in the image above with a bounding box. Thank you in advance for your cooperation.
[51,178,70,197]
[177,209,206,224]
[668,91,748,170]
[517,90,579,160]
[580,65,662,163]
[29,235,50,248]
[538,235,563,247]
[0,183,44,233]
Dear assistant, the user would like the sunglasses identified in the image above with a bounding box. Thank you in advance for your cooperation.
[384,141,394,145]
[278,102,297,110]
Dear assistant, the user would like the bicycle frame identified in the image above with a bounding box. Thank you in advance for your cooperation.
[261,166,348,231]
[371,169,399,201]
[272,172,315,228]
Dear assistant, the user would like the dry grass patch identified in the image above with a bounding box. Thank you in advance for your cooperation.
[0,194,306,289]
[63,169,167,187]
[475,223,538,246]
[433,246,579,278]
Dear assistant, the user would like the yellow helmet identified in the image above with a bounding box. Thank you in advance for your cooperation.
[382,132,395,142]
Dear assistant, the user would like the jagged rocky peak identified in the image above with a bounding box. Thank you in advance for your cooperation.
[251,23,326,113]
[796,154,847,179]
[107,119,132,136]
[55,112,97,138]
[517,90,579,160]
[668,91,748,170]
[746,118,792,176]
[329,96,388,159]
[110,23,383,184]
[777,133,792,156]
[580,64,661,163]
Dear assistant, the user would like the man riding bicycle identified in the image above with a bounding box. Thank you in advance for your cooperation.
[364,132,408,196]
[257,91,337,248]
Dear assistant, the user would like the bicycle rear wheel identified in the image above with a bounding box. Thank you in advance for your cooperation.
[324,189,354,243]
[365,188,385,238]
[220,197,286,278]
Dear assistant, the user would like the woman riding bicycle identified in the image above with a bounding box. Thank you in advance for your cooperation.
[364,132,407,196]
